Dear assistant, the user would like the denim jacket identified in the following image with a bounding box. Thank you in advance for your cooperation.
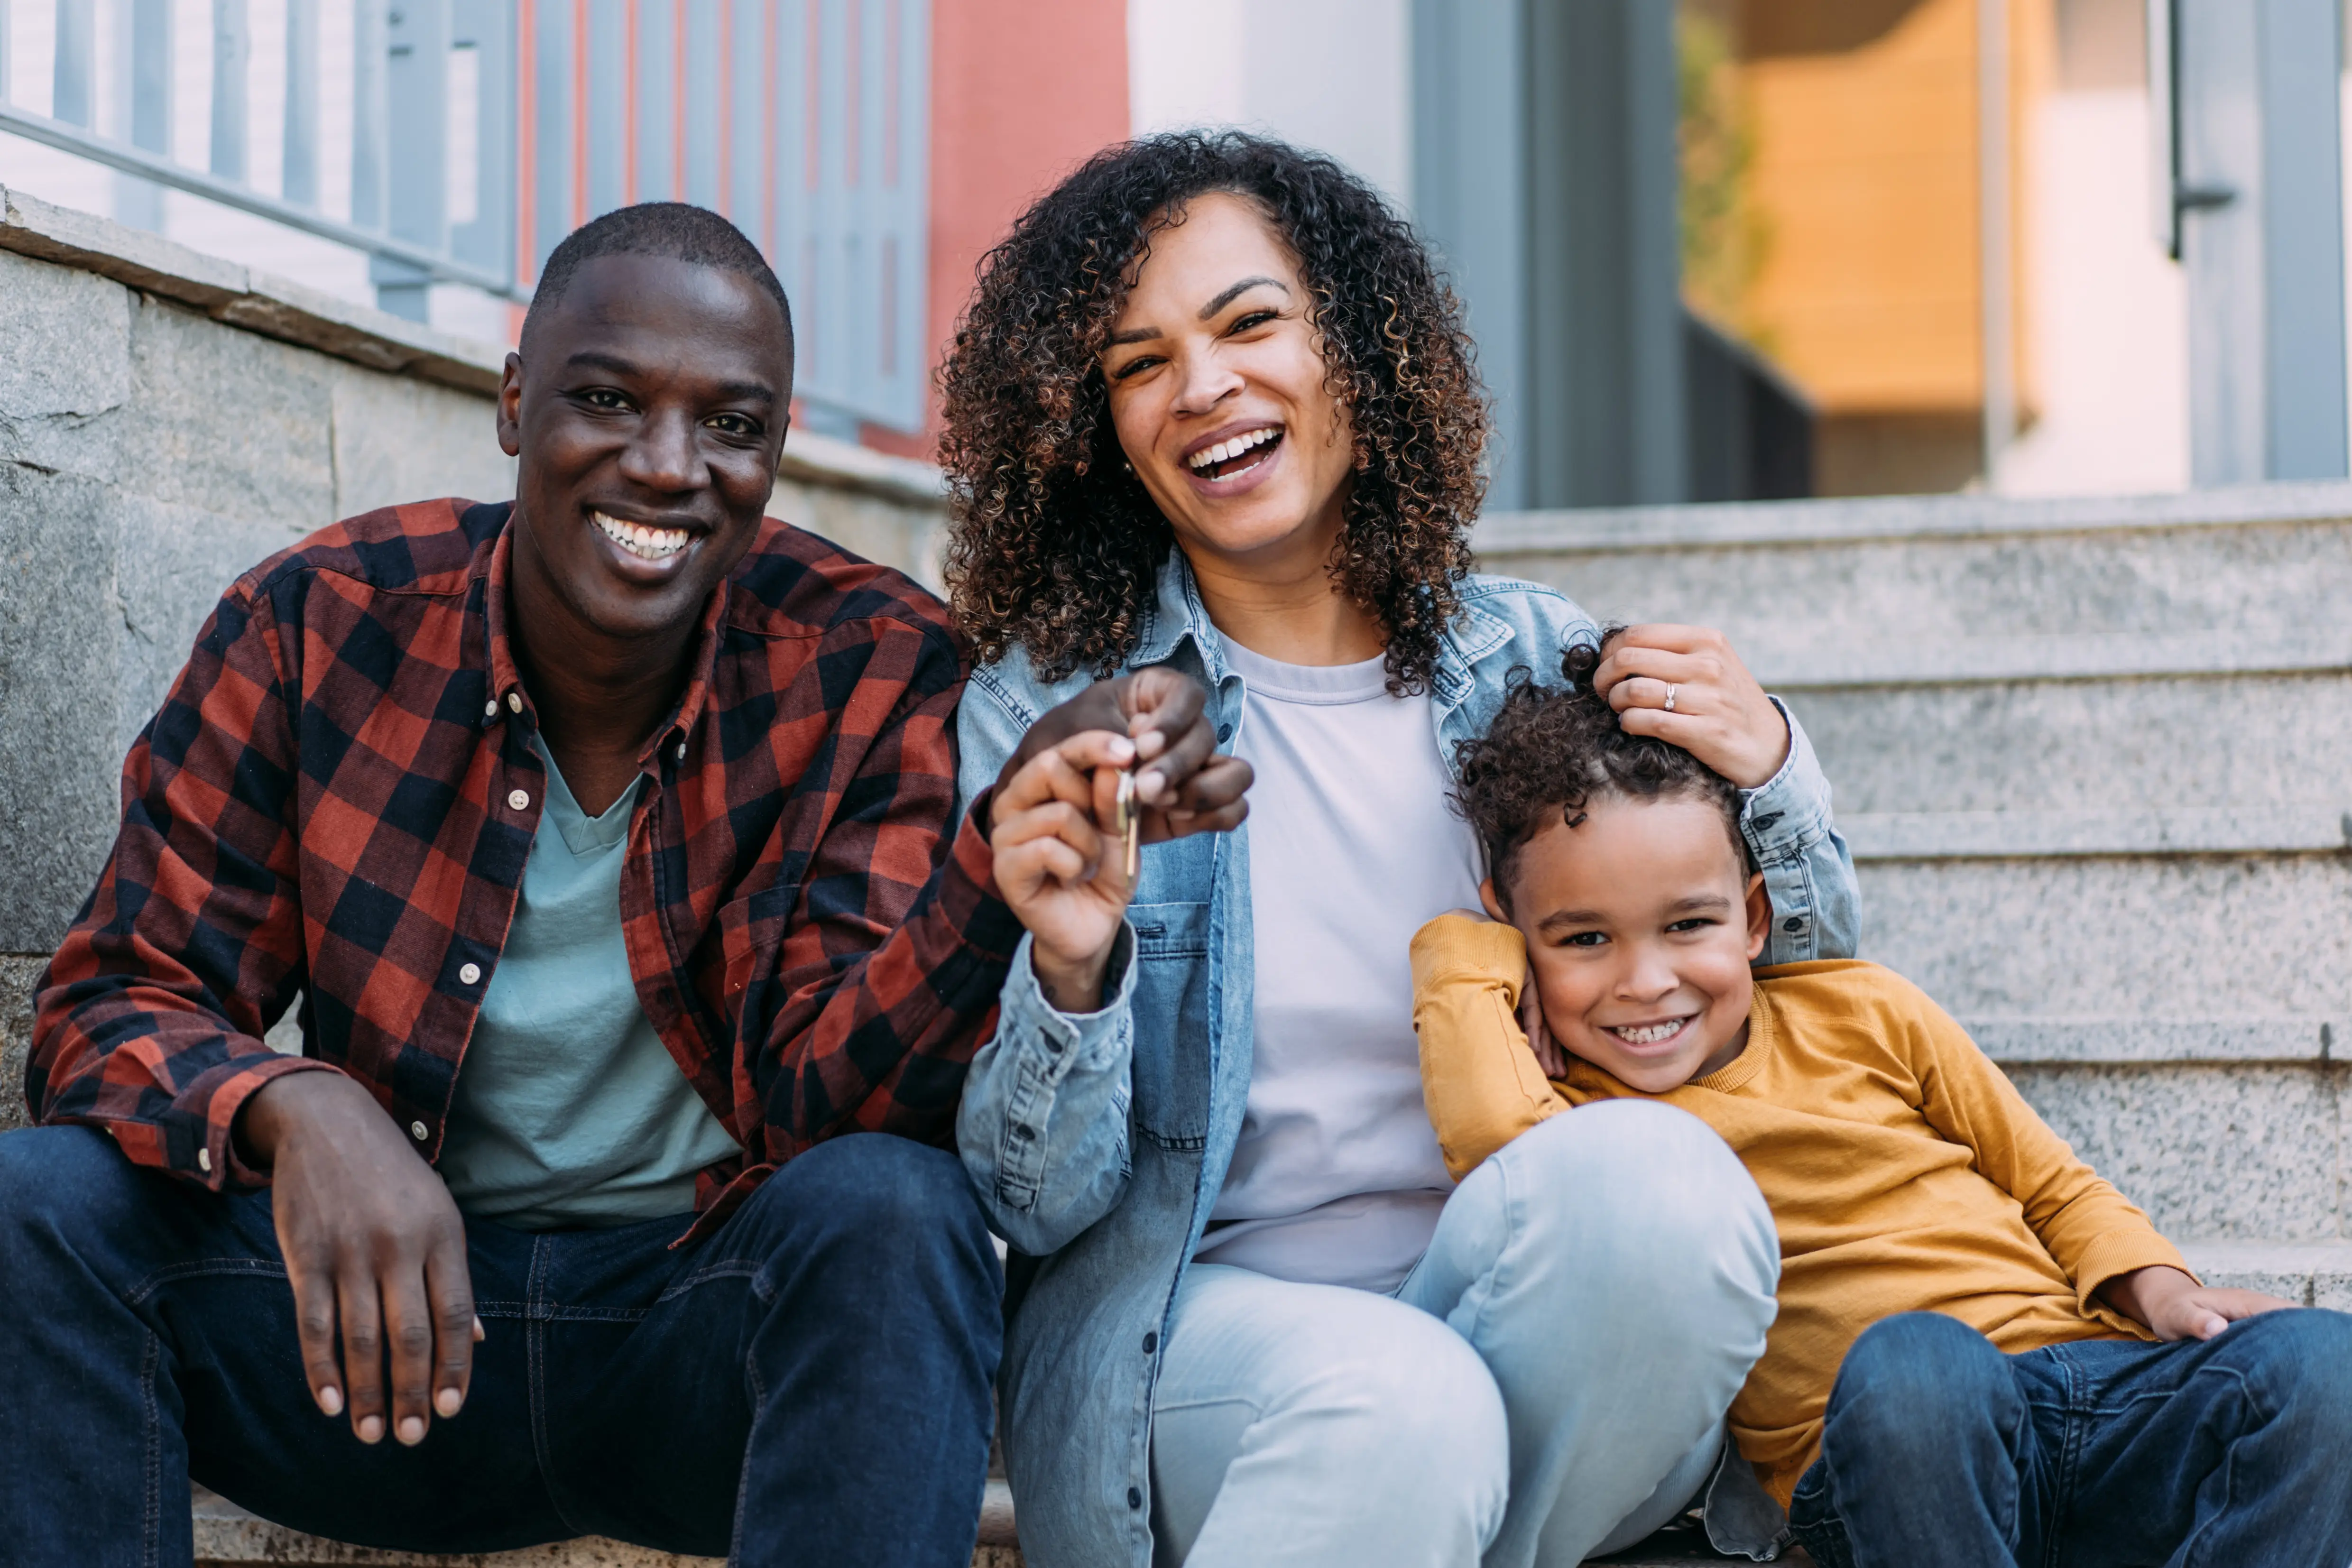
[954,553,1858,1568]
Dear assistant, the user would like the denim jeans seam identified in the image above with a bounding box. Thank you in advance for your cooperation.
[123,1255,288,1307]
[2170,1363,2272,1568]
[730,1335,767,1567]
[141,1326,162,1568]
[523,1235,585,1537]
[657,1260,763,1304]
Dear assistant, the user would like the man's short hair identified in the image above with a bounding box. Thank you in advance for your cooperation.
[521,202,794,352]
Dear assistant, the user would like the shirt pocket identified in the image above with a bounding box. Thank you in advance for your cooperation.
[1124,900,1212,1151]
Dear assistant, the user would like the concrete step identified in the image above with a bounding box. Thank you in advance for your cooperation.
[192,1483,1023,1568]
[1475,485,2352,654]
[1786,673,2352,818]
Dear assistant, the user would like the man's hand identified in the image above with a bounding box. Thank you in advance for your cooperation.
[994,667,1250,842]
[993,733,1138,1013]
[236,1072,480,1447]
[1592,625,1790,790]
[2100,1264,2298,1342]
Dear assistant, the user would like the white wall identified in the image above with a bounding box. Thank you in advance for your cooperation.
[1127,0,1414,209]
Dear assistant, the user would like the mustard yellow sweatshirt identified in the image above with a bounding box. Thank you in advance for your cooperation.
[1409,914,2191,1506]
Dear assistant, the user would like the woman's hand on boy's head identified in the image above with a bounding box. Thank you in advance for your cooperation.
[1593,625,1791,790]
[995,668,1251,841]
[991,732,1137,1014]
[2103,1264,2300,1342]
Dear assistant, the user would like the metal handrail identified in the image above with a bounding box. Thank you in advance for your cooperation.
[0,100,523,297]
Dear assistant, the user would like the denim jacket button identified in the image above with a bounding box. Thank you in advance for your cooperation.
[1216,723,1232,744]
[1783,916,1804,933]
[1013,1124,1035,1142]
[1142,1331,1158,1353]
[1128,1487,1143,1510]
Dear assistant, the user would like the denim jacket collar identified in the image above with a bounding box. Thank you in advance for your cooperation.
[1134,547,1520,717]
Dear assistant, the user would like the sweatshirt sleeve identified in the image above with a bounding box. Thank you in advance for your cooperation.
[1410,913,1568,1181]
[1894,973,2194,1314]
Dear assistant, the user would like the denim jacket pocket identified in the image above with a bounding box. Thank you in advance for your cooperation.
[1126,900,1213,1149]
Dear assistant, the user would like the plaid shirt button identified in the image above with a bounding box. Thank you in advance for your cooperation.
[458,963,481,986]
[197,1147,212,1173]
[507,789,530,811]
[409,1121,429,1141]
[482,700,498,718]
[507,692,524,713]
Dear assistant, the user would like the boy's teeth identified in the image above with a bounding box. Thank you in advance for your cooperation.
[592,511,692,561]
[1610,1019,1688,1045]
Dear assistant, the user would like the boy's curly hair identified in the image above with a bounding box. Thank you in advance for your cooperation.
[936,129,1488,696]
[1454,638,1752,912]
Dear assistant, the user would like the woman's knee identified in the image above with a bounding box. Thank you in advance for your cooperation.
[1482,1102,1778,1306]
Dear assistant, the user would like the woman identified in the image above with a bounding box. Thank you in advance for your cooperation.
[944,132,1859,1568]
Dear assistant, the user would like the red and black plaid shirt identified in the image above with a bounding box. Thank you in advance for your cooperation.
[31,498,1019,1238]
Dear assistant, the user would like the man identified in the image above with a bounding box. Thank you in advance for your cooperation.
[1,204,1242,1567]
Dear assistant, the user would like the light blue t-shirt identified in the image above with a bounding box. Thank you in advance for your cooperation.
[438,736,739,1229]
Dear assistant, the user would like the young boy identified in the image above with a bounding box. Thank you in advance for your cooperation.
[1409,649,2352,1567]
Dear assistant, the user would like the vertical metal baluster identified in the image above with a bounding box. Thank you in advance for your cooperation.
[105,0,166,228]
[1,0,13,107]
[351,0,389,232]
[376,0,447,319]
[211,0,248,181]
[586,0,624,217]
[892,0,926,430]
[530,0,572,282]
[449,0,515,293]
[52,0,95,126]
[281,0,317,206]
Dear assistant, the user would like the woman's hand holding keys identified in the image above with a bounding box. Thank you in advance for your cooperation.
[992,732,1145,1015]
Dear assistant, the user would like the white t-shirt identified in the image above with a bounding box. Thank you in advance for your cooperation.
[1193,638,1486,1292]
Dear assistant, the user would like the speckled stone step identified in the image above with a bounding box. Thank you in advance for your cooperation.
[191,1483,1023,1568]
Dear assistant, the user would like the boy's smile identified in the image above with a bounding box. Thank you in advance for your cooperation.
[1482,793,1771,1094]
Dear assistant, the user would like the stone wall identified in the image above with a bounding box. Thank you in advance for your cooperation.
[0,188,946,1131]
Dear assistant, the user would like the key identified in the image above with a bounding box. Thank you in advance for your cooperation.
[1114,769,1140,883]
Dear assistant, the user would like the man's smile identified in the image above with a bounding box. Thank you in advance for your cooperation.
[590,508,697,562]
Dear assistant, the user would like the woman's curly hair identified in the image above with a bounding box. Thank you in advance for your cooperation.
[1454,638,1752,912]
[937,130,1488,694]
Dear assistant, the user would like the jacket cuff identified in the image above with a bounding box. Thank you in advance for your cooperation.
[997,925,1138,1084]
[1739,697,1834,863]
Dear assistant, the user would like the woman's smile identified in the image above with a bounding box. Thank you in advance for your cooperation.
[1181,421,1288,494]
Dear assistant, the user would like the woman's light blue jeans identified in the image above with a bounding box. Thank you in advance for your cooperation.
[1148,1101,1780,1568]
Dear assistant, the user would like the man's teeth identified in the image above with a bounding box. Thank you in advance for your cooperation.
[1608,1019,1690,1046]
[1187,425,1281,471]
[592,511,692,561]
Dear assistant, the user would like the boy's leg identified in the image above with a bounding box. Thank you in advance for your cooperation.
[1790,1311,2047,1568]
[2037,1308,2352,1566]
[0,1126,563,1567]
[1396,1101,1782,1568]
[525,1134,1005,1568]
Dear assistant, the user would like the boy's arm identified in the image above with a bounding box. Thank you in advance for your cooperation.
[1411,913,1568,1181]
[1894,973,2192,1314]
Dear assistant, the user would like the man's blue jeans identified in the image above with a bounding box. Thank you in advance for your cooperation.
[1790,1308,2352,1568]
[0,1125,1002,1568]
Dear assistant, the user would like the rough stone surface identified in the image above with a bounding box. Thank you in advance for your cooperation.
[2004,1064,2342,1241]
[0,465,126,952]
[122,294,337,529]
[328,364,515,522]
[1482,519,2352,656]
[1787,673,2352,815]
[773,471,949,593]
[0,954,40,1132]
[1858,857,2352,1023]
[0,246,132,481]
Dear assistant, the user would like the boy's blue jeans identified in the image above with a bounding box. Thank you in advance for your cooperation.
[0,1125,1002,1568]
[1790,1308,2352,1568]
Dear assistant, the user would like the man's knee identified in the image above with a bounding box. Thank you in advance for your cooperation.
[733,1133,993,1280]
[1825,1313,2016,1457]
[0,1125,146,1249]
